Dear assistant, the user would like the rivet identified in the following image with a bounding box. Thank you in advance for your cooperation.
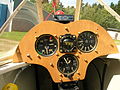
[75,54,79,57]
[35,36,38,39]
[65,27,69,32]
[78,51,82,54]
[56,53,59,56]
[84,59,88,63]
[95,50,99,54]
[50,63,54,67]
[65,27,68,29]
[27,54,32,60]
[60,79,62,82]
[59,36,62,39]
[111,44,114,48]
[54,34,57,37]
[37,55,41,59]
[60,50,63,52]
[96,33,99,37]
[54,34,57,38]
[59,74,63,77]
[95,32,98,35]
[73,35,76,38]
[27,54,30,57]
[77,72,80,75]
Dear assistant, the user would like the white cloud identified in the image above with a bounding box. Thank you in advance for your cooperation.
[48,0,76,7]
[60,0,76,7]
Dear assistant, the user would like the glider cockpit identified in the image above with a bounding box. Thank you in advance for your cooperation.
[13,19,118,90]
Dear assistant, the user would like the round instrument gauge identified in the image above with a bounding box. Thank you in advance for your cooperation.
[35,34,58,57]
[59,34,77,53]
[77,31,97,53]
[57,54,79,77]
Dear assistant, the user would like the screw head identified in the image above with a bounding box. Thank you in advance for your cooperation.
[75,54,79,57]
[73,35,76,38]
[65,27,69,32]
[96,33,99,37]
[54,34,57,38]
[59,74,63,77]
[59,35,62,39]
[77,72,80,75]
[37,55,41,59]
[27,54,32,60]
[65,27,68,29]
[50,63,54,67]
[84,59,88,63]
[95,50,99,54]
[35,36,38,39]
[111,44,114,48]
[60,49,63,52]
[56,53,59,56]
[59,79,62,82]
[27,54,30,57]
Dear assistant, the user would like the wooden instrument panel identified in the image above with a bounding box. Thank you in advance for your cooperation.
[13,20,118,83]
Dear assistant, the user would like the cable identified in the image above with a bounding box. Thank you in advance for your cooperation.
[44,0,59,21]
[13,66,28,84]
[44,10,54,21]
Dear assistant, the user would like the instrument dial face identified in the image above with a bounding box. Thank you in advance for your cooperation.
[59,34,77,53]
[57,54,79,77]
[77,31,97,53]
[35,34,58,57]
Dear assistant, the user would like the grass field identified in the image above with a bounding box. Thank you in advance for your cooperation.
[114,40,120,45]
[0,31,27,41]
[0,32,25,56]
[0,31,120,45]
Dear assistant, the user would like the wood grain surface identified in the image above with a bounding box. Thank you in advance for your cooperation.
[13,20,118,82]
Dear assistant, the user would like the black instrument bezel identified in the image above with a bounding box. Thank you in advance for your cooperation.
[59,34,77,53]
[77,31,98,53]
[35,34,58,57]
[57,54,79,76]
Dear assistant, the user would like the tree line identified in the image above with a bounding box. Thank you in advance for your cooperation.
[30,0,120,29]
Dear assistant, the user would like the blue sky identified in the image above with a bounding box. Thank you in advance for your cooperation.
[49,0,119,7]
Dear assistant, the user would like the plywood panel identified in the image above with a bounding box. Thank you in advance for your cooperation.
[13,20,118,83]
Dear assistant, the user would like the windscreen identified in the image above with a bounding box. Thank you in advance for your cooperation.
[0,0,39,59]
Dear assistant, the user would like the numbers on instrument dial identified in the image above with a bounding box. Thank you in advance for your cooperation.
[35,34,58,57]
[77,31,97,53]
[59,34,77,53]
[57,54,79,77]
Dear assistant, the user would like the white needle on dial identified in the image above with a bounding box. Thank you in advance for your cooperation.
[45,46,49,55]
[67,60,71,64]
[64,58,68,64]
[64,58,71,64]
[79,41,83,43]
[63,68,65,73]
[67,57,71,64]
